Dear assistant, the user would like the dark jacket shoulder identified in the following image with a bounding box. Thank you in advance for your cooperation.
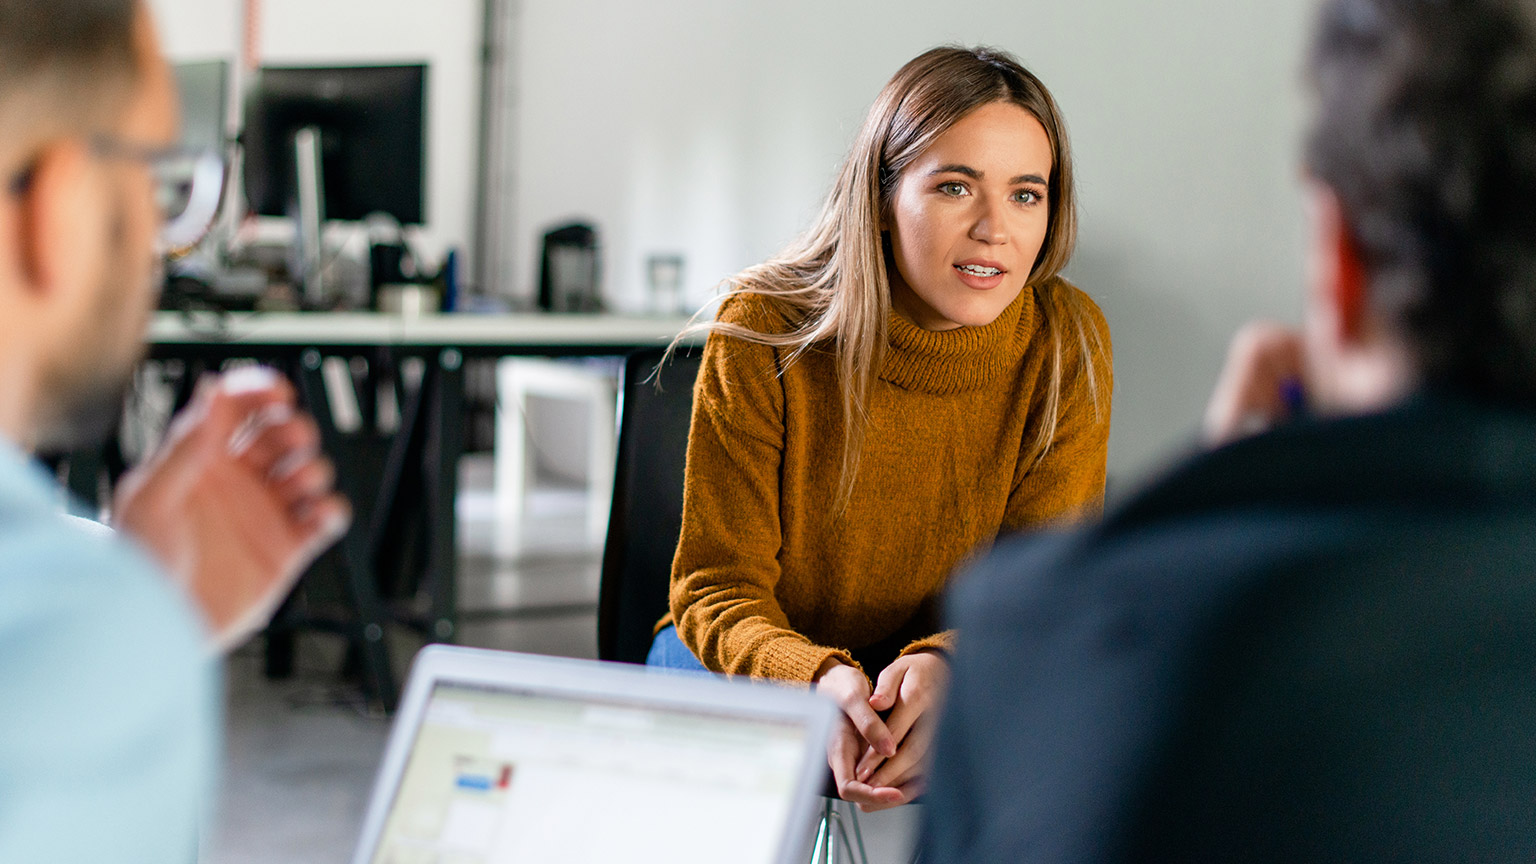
[925,394,1536,864]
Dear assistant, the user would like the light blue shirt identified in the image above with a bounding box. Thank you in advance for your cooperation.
[0,438,218,863]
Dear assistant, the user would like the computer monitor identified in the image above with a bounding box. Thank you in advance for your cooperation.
[173,60,229,155]
[242,64,427,225]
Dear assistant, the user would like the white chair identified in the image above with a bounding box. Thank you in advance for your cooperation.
[493,357,618,556]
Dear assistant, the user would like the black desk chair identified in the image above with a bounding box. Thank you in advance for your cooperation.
[597,346,699,664]
[596,346,876,864]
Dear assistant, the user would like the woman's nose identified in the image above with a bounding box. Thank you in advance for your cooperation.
[968,197,1009,244]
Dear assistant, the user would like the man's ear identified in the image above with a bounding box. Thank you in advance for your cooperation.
[1306,182,1369,346]
[16,139,102,303]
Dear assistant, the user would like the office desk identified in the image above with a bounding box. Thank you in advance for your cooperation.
[148,310,696,709]
[149,310,693,354]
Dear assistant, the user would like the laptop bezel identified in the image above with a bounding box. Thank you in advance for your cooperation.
[350,644,839,864]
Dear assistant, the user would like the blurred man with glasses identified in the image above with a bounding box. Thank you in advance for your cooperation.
[0,2,347,860]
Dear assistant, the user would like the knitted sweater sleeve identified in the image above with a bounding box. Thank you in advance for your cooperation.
[1006,288,1115,528]
[670,302,859,682]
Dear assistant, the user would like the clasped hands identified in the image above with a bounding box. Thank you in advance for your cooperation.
[814,649,949,812]
[113,368,351,653]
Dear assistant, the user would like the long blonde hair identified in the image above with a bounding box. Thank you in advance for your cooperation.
[673,46,1107,503]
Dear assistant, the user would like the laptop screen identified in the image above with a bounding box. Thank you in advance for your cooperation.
[369,681,813,863]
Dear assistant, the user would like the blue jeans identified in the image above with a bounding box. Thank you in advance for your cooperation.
[646,625,712,675]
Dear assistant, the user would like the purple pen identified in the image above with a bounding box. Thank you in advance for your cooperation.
[1279,377,1309,418]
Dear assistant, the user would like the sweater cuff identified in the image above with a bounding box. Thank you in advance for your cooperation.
[899,629,956,659]
[765,638,862,684]
[652,612,675,638]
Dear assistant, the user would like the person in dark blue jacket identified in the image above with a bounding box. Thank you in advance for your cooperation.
[922,0,1536,860]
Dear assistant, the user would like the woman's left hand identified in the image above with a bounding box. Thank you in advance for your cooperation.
[851,649,950,811]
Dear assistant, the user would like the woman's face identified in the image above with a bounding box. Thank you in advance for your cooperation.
[885,101,1054,331]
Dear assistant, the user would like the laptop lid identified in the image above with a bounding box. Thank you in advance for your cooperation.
[350,645,839,864]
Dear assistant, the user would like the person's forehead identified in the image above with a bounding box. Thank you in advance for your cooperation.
[120,4,178,143]
[920,104,1052,171]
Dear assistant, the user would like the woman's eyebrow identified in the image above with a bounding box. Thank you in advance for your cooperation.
[929,163,982,178]
[927,164,1049,187]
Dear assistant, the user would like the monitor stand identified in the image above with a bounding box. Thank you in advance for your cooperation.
[294,125,326,308]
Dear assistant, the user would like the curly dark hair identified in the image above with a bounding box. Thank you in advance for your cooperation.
[1306,0,1536,400]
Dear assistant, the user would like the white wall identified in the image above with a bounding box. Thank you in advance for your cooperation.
[147,0,482,266]
[513,0,1316,482]
[145,0,1318,482]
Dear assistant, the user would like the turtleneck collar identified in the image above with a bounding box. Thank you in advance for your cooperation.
[879,285,1036,394]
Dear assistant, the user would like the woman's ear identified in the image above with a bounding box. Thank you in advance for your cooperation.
[876,164,895,232]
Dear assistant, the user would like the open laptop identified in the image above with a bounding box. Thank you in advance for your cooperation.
[350,645,839,864]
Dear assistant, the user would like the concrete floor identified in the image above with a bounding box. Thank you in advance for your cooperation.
[202,456,920,863]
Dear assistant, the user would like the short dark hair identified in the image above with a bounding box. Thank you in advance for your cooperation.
[1306,0,1536,401]
[0,0,138,139]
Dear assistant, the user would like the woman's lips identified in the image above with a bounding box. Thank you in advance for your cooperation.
[954,262,1007,290]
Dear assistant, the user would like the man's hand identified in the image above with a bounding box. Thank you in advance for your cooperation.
[813,658,906,810]
[850,650,950,811]
[1203,322,1308,446]
[113,368,350,652]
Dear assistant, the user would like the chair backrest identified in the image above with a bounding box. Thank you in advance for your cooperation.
[597,346,702,663]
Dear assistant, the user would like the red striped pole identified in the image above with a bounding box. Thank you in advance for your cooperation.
[241,0,261,72]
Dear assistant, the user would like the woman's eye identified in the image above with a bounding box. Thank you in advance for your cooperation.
[938,182,967,196]
[1014,189,1042,205]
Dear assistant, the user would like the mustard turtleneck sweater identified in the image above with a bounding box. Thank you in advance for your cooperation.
[667,279,1113,682]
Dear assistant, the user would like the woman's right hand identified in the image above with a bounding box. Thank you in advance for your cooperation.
[814,659,904,809]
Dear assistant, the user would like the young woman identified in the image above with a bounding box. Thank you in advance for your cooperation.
[649,46,1113,810]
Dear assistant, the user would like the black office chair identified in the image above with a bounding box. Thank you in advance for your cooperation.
[597,346,700,664]
[596,346,876,864]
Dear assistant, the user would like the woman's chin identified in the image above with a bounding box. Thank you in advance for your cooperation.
[942,294,1020,329]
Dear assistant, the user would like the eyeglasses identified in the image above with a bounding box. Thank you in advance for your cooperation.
[93,137,226,254]
[6,137,226,255]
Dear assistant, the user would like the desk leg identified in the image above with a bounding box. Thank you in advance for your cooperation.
[296,349,398,711]
[424,349,464,644]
